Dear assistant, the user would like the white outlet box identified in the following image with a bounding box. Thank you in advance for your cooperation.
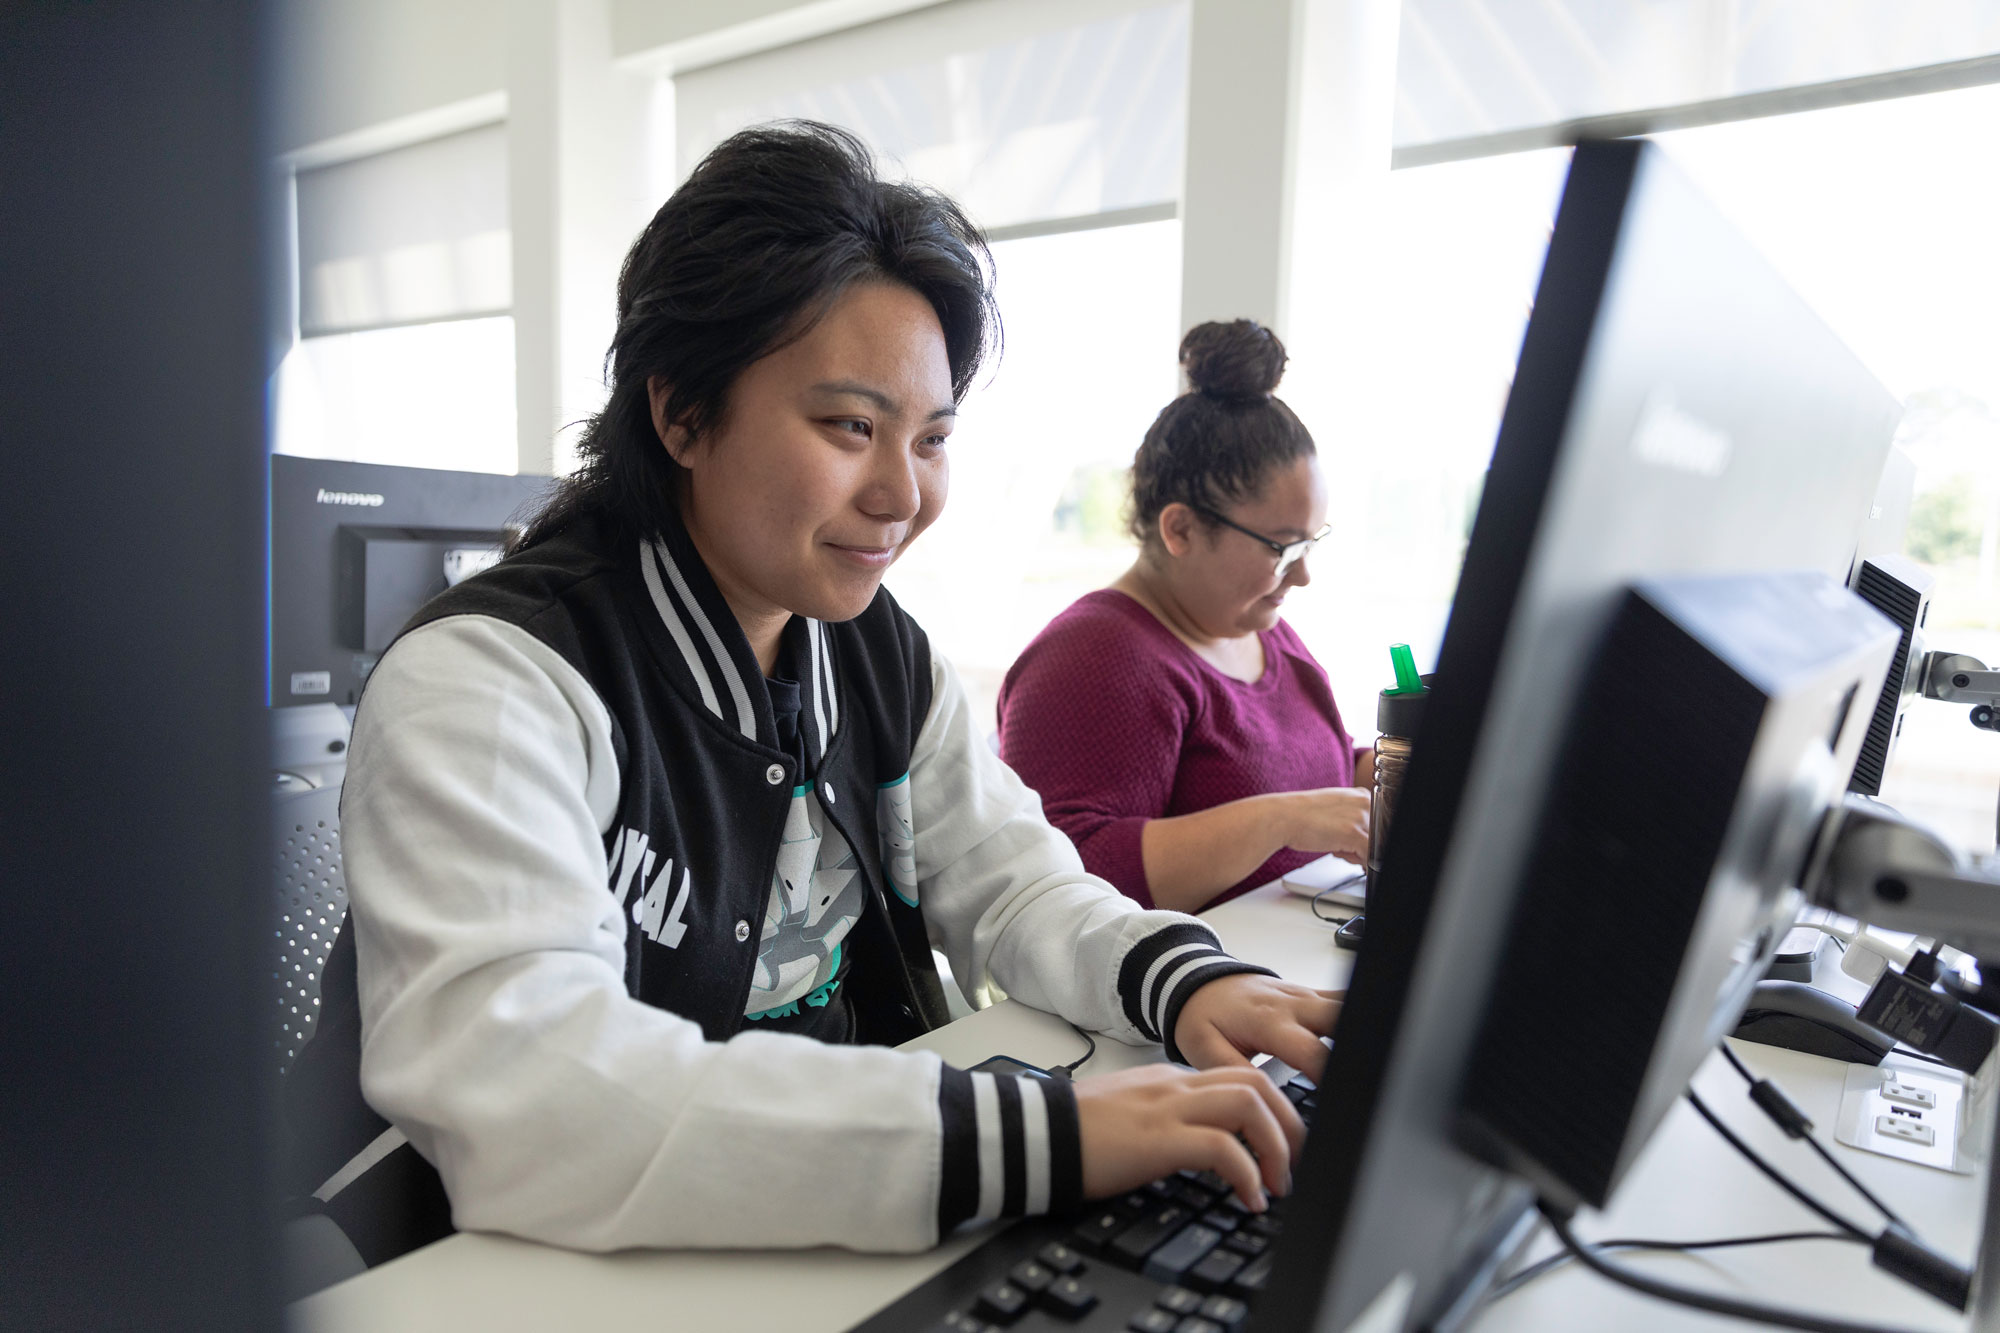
[1837,1059,1968,1172]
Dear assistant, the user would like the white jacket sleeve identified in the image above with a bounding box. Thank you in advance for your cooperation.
[911,655,1273,1058]
[344,616,1050,1252]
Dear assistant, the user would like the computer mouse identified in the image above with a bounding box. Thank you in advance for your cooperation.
[1730,980,1893,1065]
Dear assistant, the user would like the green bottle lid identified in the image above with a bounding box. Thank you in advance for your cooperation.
[1377,643,1431,737]
[1385,643,1427,696]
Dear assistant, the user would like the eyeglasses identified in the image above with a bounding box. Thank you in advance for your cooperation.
[1193,505,1332,580]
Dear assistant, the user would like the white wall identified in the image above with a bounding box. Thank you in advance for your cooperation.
[1179,0,1399,343]
[274,0,505,156]
[273,0,951,158]
[610,0,949,71]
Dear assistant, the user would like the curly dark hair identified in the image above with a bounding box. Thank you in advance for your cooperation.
[512,121,1000,551]
[1127,319,1317,546]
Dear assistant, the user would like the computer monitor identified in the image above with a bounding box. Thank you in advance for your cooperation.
[1262,139,1900,1331]
[269,456,553,708]
[1853,446,1916,573]
[1843,448,1929,796]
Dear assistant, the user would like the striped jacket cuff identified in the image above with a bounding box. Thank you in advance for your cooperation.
[1117,922,1276,1065]
[937,1067,1083,1235]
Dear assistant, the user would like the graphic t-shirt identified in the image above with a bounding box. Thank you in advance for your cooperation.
[742,673,858,1042]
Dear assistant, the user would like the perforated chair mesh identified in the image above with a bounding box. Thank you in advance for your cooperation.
[275,783,348,1074]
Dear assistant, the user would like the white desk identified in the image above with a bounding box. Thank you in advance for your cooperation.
[291,882,1980,1333]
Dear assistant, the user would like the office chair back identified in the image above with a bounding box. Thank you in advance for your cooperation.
[274,781,348,1075]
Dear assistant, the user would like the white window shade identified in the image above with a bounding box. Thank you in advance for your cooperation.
[295,123,511,336]
[673,0,1188,233]
[1396,0,2000,160]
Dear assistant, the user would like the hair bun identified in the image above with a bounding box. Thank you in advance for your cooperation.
[1180,319,1287,400]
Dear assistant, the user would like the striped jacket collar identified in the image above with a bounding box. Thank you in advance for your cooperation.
[636,522,841,764]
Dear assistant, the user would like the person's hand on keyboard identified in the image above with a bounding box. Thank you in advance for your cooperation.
[1075,1063,1305,1212]
[1172,974,1340,1082]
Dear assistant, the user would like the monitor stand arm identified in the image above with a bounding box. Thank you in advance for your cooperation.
[1920,652,2000,714]
[1814,795,2000,956]
[1918,651,2000,849]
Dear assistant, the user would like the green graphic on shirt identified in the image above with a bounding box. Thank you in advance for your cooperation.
[877,774,918,907]
[745,943,843,1021]
[745,787,860,1017]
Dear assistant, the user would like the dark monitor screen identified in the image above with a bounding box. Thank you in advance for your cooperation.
[1263,139,1899,1331]
[269,455,554,708]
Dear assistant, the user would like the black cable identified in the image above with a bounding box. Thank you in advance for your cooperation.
[1309,873,1366,924]
[1049,1023,1096,1077]
[1717,1044,1910,1231]
[1684,1091,1871,1240]
[1540,1204,1923,1333]
[1803,1134,1909,1233]
[1489,1229,1857,1302]
[1719,1040,1757,1084]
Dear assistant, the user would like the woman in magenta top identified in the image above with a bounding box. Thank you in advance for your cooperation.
[998,320,1372,913]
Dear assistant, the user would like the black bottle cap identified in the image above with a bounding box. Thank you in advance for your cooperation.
[1376,675,1433,739]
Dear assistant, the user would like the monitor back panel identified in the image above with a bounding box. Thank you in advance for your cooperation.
[270,455,553,707]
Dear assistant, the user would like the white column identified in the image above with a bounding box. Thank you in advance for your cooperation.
[1279,0,1401,426]
[1178,0,1399,352]
[508,0,651,476]
[1179,0,1296,335]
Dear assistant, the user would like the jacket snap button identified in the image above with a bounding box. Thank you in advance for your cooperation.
[735,919,751,943]
[765,764,784,785]
[823,785,836,806]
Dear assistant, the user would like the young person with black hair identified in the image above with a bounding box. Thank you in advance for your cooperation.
[997,321,1372,914]
[286,124,1337,1266]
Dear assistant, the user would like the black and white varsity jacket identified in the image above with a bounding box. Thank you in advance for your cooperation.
[285,512,1267,1263]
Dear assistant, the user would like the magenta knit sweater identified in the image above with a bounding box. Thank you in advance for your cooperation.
[996,589,1362,910]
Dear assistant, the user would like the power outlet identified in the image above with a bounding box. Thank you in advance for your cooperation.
[1881,1074,1937,1111]
[1874,1113,1936,1147]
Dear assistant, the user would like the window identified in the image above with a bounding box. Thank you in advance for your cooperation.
[1316,81,2000,851]
[673,0,1187,232]
[1395,0,2000,157]
[273,124,518,474]
[272,316,517,474]
[885,218,1183,725]
[1280,147,1571,746]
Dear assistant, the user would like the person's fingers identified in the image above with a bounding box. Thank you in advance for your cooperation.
[1181,1126,1267,1213]
[1219,1068,1305,1163]
[1291,991,1341,1038]
[1177,1020,1253,1070]
[1258,1021,1332,1083]
[1180,1080,1293,1196]
[1192,1072,1304,1192]
[1247,1067,1310,1160]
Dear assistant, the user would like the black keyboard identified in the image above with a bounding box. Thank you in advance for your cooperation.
[848,1069,1317,1333]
